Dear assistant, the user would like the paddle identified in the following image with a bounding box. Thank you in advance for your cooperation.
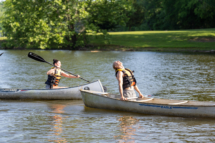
[28,52,90,83]
[0,53,3,56]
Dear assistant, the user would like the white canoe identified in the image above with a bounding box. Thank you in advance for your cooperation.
[0,80,104,100]
[81,90,215,118]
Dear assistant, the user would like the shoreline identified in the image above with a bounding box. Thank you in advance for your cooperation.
[0,45,215,54]
[0,41,215,53]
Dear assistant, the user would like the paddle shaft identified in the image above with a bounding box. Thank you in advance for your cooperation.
[28,52,90,83]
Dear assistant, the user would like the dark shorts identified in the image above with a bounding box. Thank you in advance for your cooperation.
[123,89,137,98]
[45,84,51,89]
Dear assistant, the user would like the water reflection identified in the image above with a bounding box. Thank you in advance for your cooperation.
[115,116,140,142]
[48,104,67,143]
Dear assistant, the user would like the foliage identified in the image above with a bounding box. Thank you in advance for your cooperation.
[2,0,215,49]
[86,0,132,30]
[160,0,215,29]
[0,2,5,35]
[125,0,145,31]
[2,0,131,49]
[115,0,215,31]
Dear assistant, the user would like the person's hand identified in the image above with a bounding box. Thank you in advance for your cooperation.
[76,75,80,78]
[139,93,144,98]
[120,96,127,101]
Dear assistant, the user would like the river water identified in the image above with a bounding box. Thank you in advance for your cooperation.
[1,50,215,142]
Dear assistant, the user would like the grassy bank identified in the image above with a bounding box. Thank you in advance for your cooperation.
[88,28,215,51]
[1,28,215,51]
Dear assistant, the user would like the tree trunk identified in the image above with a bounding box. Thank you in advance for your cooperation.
[147,21,152,30]
[66,24,78,50]
[71,34,77,49]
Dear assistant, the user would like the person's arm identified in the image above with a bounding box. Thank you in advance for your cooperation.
[134,85,144,98]
[47,68,55,75]
[61,71,80,78]
[116,71,126,100]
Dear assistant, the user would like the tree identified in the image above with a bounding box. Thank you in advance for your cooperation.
[141,0,165,30]
[194,0,215,28]
[2,0,132,49]
[3,0,80,49]
[141,0,215,30]
[126,0,145,31]
[87,0,132,31]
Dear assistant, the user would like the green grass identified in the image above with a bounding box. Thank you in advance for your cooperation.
[88,28,215,51]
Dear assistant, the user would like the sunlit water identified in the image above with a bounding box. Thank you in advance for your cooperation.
[1,50,215,142]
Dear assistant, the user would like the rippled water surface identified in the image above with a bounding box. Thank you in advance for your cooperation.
[1,50,215,142]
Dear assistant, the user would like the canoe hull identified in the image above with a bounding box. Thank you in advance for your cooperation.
[81,90,215,118]
[0,80,104,100]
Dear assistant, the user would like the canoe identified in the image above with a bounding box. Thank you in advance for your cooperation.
[0,80,104,100]
[80,90,215,118]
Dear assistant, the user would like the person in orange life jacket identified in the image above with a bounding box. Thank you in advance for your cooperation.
[113,61,144,100]
[45,59,80,89]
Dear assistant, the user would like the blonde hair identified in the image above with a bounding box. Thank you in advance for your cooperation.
[113,61,119,70]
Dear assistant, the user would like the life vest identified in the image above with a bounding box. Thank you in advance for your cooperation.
[115,68,136,89]
[45,67,61,89]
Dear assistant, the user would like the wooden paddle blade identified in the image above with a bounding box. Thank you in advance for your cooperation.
[0,53,3,56]
[28,52,46,62]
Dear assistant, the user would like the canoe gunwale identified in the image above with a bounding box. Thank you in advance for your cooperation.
[168,101,188,105]
[133,98,154,102]
[0,80,102,91]
[80,90,215,107]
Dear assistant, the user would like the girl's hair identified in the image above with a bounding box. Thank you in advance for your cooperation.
[53,59,59,65]
[113,62,117,70]
[113,63,116,70]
